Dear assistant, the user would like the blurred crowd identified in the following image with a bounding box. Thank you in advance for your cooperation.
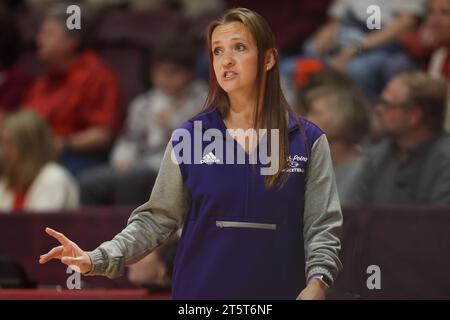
[0,0,450,290]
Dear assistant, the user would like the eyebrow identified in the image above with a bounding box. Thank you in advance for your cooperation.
[212,37,246,45]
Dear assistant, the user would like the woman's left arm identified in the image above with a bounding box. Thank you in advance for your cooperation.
[299,134,343,300]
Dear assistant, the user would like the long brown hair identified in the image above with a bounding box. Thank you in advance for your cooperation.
[204,7,297,188]
[2,110,55,193]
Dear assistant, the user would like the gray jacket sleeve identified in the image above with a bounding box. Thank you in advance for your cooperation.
[86,142,190,278]
[304,134,343,285]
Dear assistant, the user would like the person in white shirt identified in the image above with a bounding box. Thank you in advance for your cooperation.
[79,38,207,205]
[281,0,425,99]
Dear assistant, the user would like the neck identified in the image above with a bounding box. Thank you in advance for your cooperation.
[329,140,361,167]
[225,90,259,129]
[393,126,433,151]
[48,53,78,74]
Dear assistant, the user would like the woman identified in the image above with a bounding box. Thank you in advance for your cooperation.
[39,8,342,300]
[0,110,79,211]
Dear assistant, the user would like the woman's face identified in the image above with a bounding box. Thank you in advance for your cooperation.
[426,0,450,46]
[211,22,259,97]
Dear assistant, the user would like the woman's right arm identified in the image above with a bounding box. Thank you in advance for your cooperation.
[40,142,190,279]
[88,141,189,278]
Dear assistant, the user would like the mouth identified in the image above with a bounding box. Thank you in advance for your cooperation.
[222,71,238,80]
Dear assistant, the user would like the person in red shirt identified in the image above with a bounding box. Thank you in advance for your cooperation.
[22,4,121,177]
[425,0,450,132]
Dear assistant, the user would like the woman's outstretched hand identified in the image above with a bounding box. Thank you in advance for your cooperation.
[39,227,92,274]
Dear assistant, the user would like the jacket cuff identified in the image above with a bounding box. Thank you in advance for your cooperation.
[85,249,107,276]
[307,266,334,286]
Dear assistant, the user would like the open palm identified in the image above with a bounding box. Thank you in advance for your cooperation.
[39,227,92,274]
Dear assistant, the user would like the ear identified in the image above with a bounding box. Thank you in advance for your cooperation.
[264,48,277,72]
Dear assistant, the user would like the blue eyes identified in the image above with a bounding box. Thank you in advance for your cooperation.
[213,43,247,55]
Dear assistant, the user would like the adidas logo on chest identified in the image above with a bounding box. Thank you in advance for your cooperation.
[200,152,221,165]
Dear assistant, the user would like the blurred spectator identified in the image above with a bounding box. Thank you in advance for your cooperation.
[22,3,121,178]
[127,234,178,292]
[398,22,438,69]
[79,39,207,205]
[0,10,33,118]
[0,110,79,212]
[426,0,450,131]
[298,70,372,205]
[281,0,424,99]
[353,72,450,205]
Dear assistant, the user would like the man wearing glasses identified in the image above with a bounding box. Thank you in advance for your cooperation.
[352,71,450,205]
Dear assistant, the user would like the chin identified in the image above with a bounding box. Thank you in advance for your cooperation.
[219,84,240,94]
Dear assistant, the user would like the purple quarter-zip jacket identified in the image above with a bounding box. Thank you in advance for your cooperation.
[87,107,342,300]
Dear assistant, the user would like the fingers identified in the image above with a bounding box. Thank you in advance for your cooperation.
[39,246,63,264]
[61,256,85,273]
[46,227,71,246]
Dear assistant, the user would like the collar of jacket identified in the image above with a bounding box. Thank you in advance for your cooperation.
[189,107,300,137]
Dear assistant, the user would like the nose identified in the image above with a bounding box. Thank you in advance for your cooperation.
[221,51,235,68]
